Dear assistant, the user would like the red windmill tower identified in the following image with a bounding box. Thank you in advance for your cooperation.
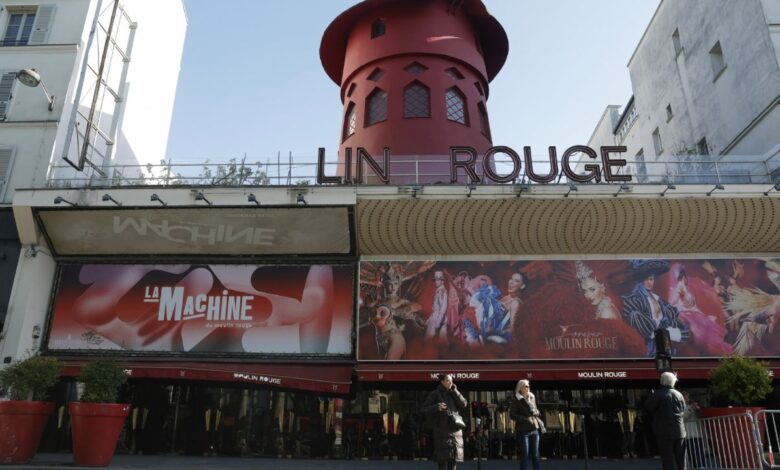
[320,0,508,184]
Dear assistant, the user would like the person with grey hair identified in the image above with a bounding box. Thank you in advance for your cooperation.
[645,371,687,470]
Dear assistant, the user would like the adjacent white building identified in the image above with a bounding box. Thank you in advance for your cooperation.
[586,0,780,184]
[0,0,186,359]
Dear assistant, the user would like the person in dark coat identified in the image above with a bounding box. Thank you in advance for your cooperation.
[510,379,542,470]
[645,371,687,470]
[422,374,468,470]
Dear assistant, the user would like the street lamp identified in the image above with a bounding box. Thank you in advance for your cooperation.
[16,69,56,111]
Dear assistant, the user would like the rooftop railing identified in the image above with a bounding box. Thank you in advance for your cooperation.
[44,149,780,188]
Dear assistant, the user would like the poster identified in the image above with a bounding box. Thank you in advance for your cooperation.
[358,258,780,361]
[48,263,354,355]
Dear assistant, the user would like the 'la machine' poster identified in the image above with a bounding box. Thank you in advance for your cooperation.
[358,258,780,361]
[48,264,354,356]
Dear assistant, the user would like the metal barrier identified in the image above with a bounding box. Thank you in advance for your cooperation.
[756,410,780,468]
[685,411,764,470]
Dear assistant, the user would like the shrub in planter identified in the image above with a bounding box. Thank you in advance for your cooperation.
[700,355,773,469]
[70,359,130,467]
[0,355,62,464]
[709,355,772,407]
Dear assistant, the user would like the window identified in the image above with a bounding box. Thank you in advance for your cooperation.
[365,88,387,126]
[697,137,709,156]
[635,149,647,183]
[404,82,429,118]
[666,104,673,122]
[672,28,682,56]
[445,87,467,125]
[346,83,356,98]
[2,5,55,46]
[343,102,357,141]
[371,19,385,39]
[0,147,13,193]
[710,41,726,81]
[474,82,484,96]
[0,72,17,121]
[446,67,464,80]
[404,62,427,75]
[478,102,490,138]
[652,128,663,156]
[367,68,384,82]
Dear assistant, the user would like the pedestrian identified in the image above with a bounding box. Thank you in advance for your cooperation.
[422,373,468,470]
[645,371,687,470]
[510,379,542,470]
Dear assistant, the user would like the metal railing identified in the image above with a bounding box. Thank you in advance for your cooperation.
[756,410,780,468]
[44,150,780,188]
[685,411,765,470]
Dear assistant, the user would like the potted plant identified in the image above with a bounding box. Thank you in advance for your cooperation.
[699,355,773,468]
[69,359,130,467]
[0,355,62,463]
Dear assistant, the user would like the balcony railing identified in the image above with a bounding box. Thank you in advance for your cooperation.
[44,150,780,188]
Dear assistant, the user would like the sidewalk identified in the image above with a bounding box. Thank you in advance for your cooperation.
[9,454,662,469]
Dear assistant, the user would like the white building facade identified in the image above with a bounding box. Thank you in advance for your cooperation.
[586,0,780,184]
[0,0,186,361]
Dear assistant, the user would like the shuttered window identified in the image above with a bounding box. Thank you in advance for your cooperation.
[29,5,56,45]
[2,12,36,45]
[0,148,14,194]
[0,72,17,121]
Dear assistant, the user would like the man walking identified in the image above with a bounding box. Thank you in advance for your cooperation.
[645,371,687,470]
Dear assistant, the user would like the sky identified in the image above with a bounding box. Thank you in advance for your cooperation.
[165,0,660,170]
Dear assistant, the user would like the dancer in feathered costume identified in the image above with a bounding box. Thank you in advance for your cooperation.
[724,259,780,355]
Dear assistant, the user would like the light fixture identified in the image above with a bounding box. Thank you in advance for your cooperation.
[195,192,212,206]
[467,183,477,198]
[613,184,630,197]
[150,193,167,206]
[53,196,76,206]
[661,184,676,197]
[102,194,121,206]
[564,183,577,198]
[515,184,530,198]
[296,193,307,206]
[706,184,725,196]
[763,183,780,196]
[247,193,260,206]
[16,68,55,111]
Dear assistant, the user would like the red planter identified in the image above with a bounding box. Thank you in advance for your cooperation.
[0,401,55,464]
[69,402,130,467]
[698,407,765,469]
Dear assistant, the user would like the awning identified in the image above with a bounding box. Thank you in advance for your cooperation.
[356,360,780,383]
[61,360,354,395]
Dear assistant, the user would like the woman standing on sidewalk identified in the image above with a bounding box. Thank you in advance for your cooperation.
[510,379,542,470]
[422,374,468,470]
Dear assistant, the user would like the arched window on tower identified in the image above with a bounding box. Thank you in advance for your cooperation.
[404,81,430,118]
[371,19,386,39]
[478,102,490,138]
[445,87,468,125]
[343,102,357,142]
[365,88,387,126]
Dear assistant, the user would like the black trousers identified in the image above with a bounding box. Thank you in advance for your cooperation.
[658,438,687,470]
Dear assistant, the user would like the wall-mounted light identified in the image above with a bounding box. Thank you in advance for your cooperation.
[613,184,631,198]
[763,183,780,196]
[54,196,77,206]
[17,68,56,111]
[296,193,307,206]
[564,183,577,198]
[515,184,530,198]
[247,193,260,206]
[706,184,725,196]
[150,193,167,206]
[466,183,477,198]
[661,184,676,197]
[195,192,212,206]
[32,324,41,340]
[102,194,121,206]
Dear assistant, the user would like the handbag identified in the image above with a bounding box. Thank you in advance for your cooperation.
[448,411,467,430]
[535,416,546,434]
